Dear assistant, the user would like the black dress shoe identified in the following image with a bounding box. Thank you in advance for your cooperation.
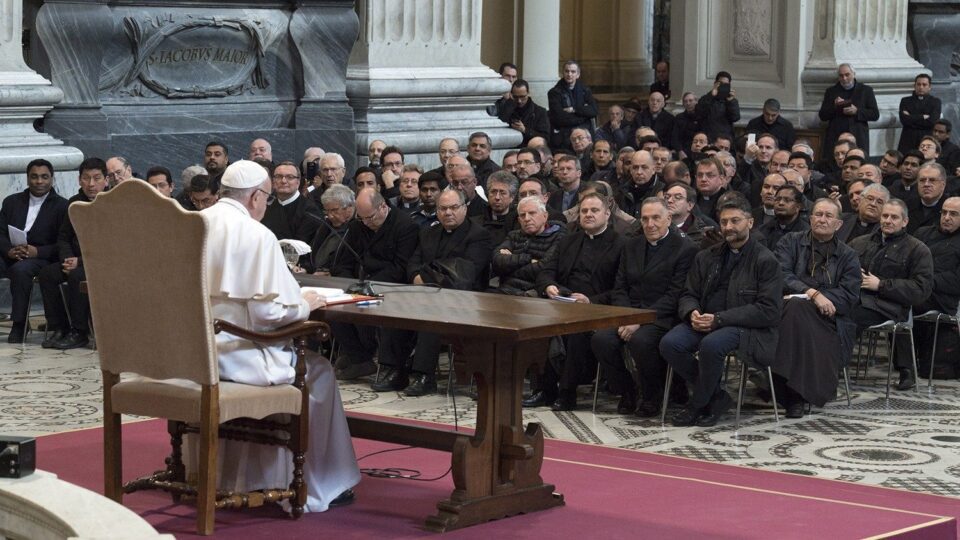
[53,329,89,350]
[42,329,66,349]
[336,361,378,381]
[403,373,437,397]
[7,323,25,344]
[550,390,577,411]
[670,406,702,427]
[897,368,916,391]
[371,368,408,392]
[635,400,661,418]
[786,401,806,419]
[329,488,355,508]
[616,392,638,415]
[522,390,555,408]
[696,391,734,427]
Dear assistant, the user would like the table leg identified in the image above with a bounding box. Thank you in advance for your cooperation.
[425,338,564,532]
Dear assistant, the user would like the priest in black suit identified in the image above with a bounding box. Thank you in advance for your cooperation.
[0,159,69,342]
[374,188,492,397]
[260,161,321,244]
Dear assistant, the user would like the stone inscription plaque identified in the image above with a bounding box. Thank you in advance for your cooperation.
[122,16,269,98]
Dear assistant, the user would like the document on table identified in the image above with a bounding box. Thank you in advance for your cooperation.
[7,226,27,246]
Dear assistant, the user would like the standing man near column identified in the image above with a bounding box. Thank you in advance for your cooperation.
[818,64,879,156]
[695,71,740,142]
[898,74,941,154]
[548,60,598,151]
[499,79,551,148]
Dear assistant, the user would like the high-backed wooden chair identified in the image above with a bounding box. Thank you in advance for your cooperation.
[70,180,328,535]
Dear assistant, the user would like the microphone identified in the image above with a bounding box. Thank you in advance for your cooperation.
[304,209,378,296]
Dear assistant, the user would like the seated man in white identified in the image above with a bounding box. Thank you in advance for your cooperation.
[202,160,359,510]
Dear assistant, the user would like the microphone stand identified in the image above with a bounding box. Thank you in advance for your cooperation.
[305,210,378,296]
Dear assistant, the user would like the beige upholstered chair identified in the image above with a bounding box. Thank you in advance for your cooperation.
[70,180,328,535]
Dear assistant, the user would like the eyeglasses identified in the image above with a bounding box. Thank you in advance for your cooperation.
[256,188,276,205]
[320,167,342,174]
[437,203,463,213]
[273,174,299,181]
[356,209,380,222]
[517,160,537,166]
[662,193,686,201]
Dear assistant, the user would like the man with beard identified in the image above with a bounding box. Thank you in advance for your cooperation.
[203,141,229,179]
[499,79,550,147]
[515,148,543,182]
[660,193,782,427]
[492,195,566,296]
[760,186,810,251]
[818,64,880,155]
[898,74,941,154]
[548,60,598,150]
[638,92,675,150]
[367,139,386,170]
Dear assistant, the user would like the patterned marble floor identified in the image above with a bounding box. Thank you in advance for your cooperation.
[3,329,960,501]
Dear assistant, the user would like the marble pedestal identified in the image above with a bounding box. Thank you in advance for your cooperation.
[909,1,960,147]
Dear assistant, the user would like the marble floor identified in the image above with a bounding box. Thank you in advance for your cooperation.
[4,325,960,501]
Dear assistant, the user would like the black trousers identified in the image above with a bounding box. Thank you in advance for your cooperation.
[38,263,90,333]
[591,324,668,402]
[0,257,48,324]
[853,305,913,369]
[378,329,441,377]
[329,322,378,366]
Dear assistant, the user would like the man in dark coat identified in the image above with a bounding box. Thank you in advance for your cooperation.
[0,158,69,343]
[38,157,109,350]
[499,79,551,147]
[547,61,599,150]
[907,163,950,234]
[374,189,492,397]
[637,92,675,150]
[471,171,518,248]
[531,193,625,411]
[745,99,796,150]
[695,71,740,141]
[260,161,321,244]
[898,74,941,154]
[492,196,566,296]
[330,188,419,381]
[660,193,783,427]
[591,199,698,417]
[818,63,880,156]
[759,186,810,251]
[849,199,934,391]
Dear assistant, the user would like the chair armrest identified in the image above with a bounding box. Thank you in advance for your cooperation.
[213,319,330,343]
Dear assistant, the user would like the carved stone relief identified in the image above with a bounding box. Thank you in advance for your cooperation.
[733,0,771,57]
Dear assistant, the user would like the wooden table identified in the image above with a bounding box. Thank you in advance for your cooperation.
[297,275,655,532]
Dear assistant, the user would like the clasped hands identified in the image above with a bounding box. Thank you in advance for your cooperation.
[7,245,37,261]
[690,310,715,333]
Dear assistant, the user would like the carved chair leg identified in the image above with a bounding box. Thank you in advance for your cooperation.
[197,386,219,535]
[102,371,122,503]
[166,421,186,502]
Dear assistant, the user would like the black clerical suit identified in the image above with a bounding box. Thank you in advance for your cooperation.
[591,228,697,407]
[837,213,879,244]
[695,91,740,141]
[471,206,518,251]
[898,92,941,153]
[379,219,492,378]
[38,190,93,339]
[261,191,321,244]
[0,189,68,326]
[498,97,551,147]
[536,226,625,404]
[912,224,960,370]
[466,194,487,218]
[637,109,676,150]
[759,215,810,252]
[818,79,880,156]
[907,197,944,234]
[745,115,796,151]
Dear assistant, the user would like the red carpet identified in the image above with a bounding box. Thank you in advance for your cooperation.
[36,417,959,539]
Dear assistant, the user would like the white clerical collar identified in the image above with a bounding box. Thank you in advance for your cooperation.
[764,207,775,215]
[217,197,250,217]
[29,192,49,205]
[922,198,940,208]
[278,190,300,206]
[586,225,608,239]
[648,229,670,246]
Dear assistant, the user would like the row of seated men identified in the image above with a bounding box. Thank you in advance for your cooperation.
[3,127,958,427]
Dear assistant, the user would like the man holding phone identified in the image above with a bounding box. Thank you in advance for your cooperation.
[695,71,740,141]
[818,63,879,157]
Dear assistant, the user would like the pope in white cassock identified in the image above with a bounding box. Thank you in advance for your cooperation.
[201,159,360,510]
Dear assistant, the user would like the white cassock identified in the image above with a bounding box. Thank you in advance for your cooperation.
[188,197,359,512]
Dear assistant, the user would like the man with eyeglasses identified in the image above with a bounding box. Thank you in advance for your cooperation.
[0,158,69,343]
[260,161,321,245]
[449,162,487,218]
[664,181,714,247]
[38,157,108,350]
[850,198,933,390]
[913,196,960,377]
[375,188,492,396]
[145,166,175,198]
[390,164,422,213]
[514,148,543,182]
[907,163,950,233]
[838,182,888,244]
[879,150,903,186]
[472,171,518,247]
[498,79,550,147]
[330,187,419,381]
[898,74,941,154]
[760,186,810,251]
[105,156,134,187]
[428,138,461,177]
[377,146,406,199]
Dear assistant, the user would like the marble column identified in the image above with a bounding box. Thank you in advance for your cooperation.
[801,0,926,154]
[0,0,82,197]
[908,1,960,147]
[521,0,560,105]
[614,0,655,90]
[348,0,520,168]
